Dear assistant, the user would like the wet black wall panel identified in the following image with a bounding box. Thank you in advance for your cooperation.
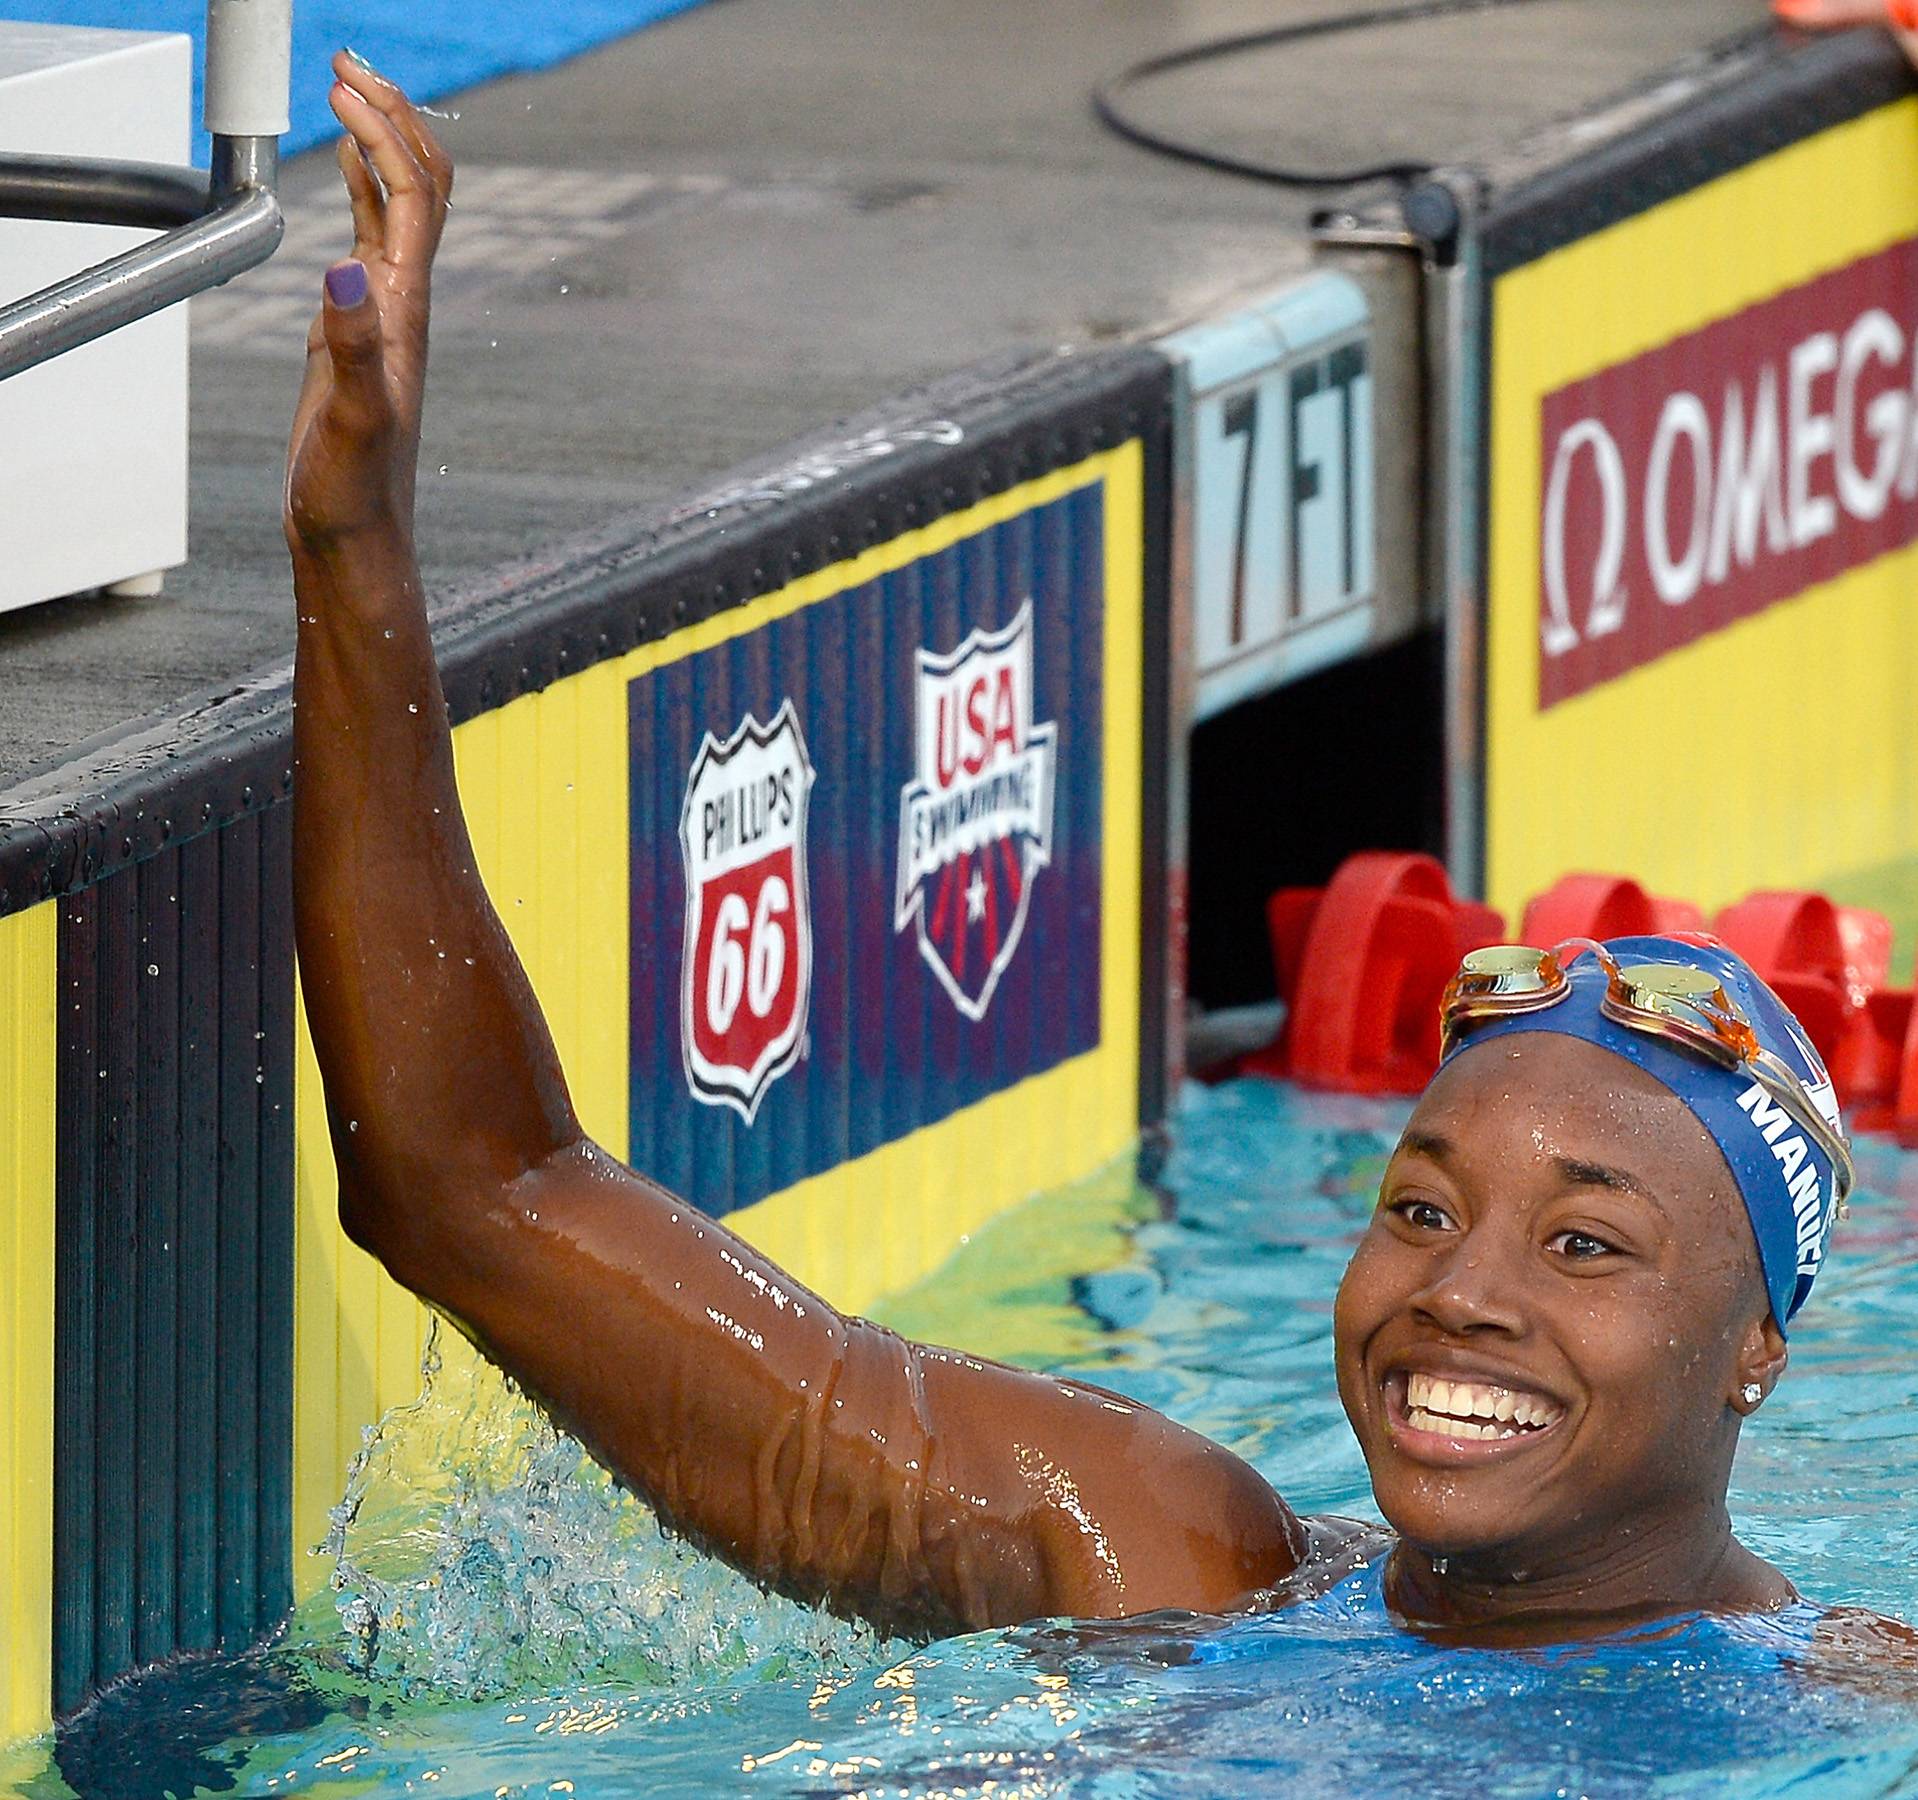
[133,853,179,1669]
[51,809,296,1716]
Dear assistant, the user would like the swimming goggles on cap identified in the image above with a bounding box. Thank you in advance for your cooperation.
[1441,939,1855,1208]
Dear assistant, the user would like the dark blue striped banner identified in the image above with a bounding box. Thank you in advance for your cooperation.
[628,483,1108,1215]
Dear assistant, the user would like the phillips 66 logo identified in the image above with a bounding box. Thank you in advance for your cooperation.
[894,601,1057,1021]
[679,701,815,1122]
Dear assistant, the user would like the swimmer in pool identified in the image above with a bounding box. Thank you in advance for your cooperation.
[290,56,1917,1661]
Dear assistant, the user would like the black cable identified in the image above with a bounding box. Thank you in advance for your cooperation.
[1092,0,1560,190]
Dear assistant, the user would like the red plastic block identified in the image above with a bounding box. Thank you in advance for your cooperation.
[1836,907,1894,1006]
[1889,986,1918,1149]
[1832,984,1912,1128]
[1520,874,1701,946]
[1710,892,1896,1102]
[1713,891,1845,981]
[1251,852,1505,1095]
[1819,917,1918,1137]
[1265,886,1321,1006]
[1649,898,1711,934]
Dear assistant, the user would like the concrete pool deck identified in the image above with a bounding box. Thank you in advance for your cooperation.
[0,0,1764,785]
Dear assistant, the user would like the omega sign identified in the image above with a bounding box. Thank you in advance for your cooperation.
[1536,235,1918,706]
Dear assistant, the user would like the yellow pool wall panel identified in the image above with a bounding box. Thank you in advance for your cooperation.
[291,446,1147,1597]
[1485,99,1918,923]
[0,902,58,1745]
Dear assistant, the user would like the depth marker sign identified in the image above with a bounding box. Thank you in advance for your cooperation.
[1160,275,1383,723]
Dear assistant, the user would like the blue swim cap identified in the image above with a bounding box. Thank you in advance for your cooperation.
[1440,936,1845,1331]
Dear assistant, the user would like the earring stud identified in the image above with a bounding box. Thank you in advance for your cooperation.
[1741,1383,1762,1406]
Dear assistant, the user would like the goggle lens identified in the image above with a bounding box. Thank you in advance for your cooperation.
[1607,962,1762,1065]
[1456,944,1560,993]
[1444,946,1567,1026]
[1439,940,1852,1207]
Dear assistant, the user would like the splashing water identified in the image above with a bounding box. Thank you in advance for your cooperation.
[313,1325,902,1703]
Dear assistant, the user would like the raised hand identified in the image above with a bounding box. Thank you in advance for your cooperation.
[284,52,454,556]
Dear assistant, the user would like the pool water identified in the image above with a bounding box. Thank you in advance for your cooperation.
[12,1077,1918,1799]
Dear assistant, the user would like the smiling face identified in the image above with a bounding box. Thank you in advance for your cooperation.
[1334,1031,1782,1585]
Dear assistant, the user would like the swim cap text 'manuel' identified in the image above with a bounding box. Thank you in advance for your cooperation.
[1735,1082,1830,1278]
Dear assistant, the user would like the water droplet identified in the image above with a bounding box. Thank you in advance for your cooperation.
[407,703,419,714]
[558,283,570,295]
[348,1119,359,1132]
[146,962,159,976]
[437,464,449,476]
[383,628,395,639]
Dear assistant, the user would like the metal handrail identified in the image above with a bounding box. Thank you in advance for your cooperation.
[0,1,292,382]
[0,155,211,230]
[0,137,284,382]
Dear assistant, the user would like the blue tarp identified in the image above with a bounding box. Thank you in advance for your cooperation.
[25,2,710,157]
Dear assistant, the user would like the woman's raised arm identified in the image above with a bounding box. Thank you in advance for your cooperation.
[287,57,1304,1639]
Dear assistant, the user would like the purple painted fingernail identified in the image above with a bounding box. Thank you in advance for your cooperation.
[325,259,368,307]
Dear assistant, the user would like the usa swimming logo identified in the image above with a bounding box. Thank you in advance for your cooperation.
[679,701,814,1122]
[894,602,1057,1021]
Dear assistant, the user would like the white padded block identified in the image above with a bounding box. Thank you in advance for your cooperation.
[0,23,192,613]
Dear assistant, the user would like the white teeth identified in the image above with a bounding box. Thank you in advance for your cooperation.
[1402,1372,1563,1435]
[1408,1408,1494,1441]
